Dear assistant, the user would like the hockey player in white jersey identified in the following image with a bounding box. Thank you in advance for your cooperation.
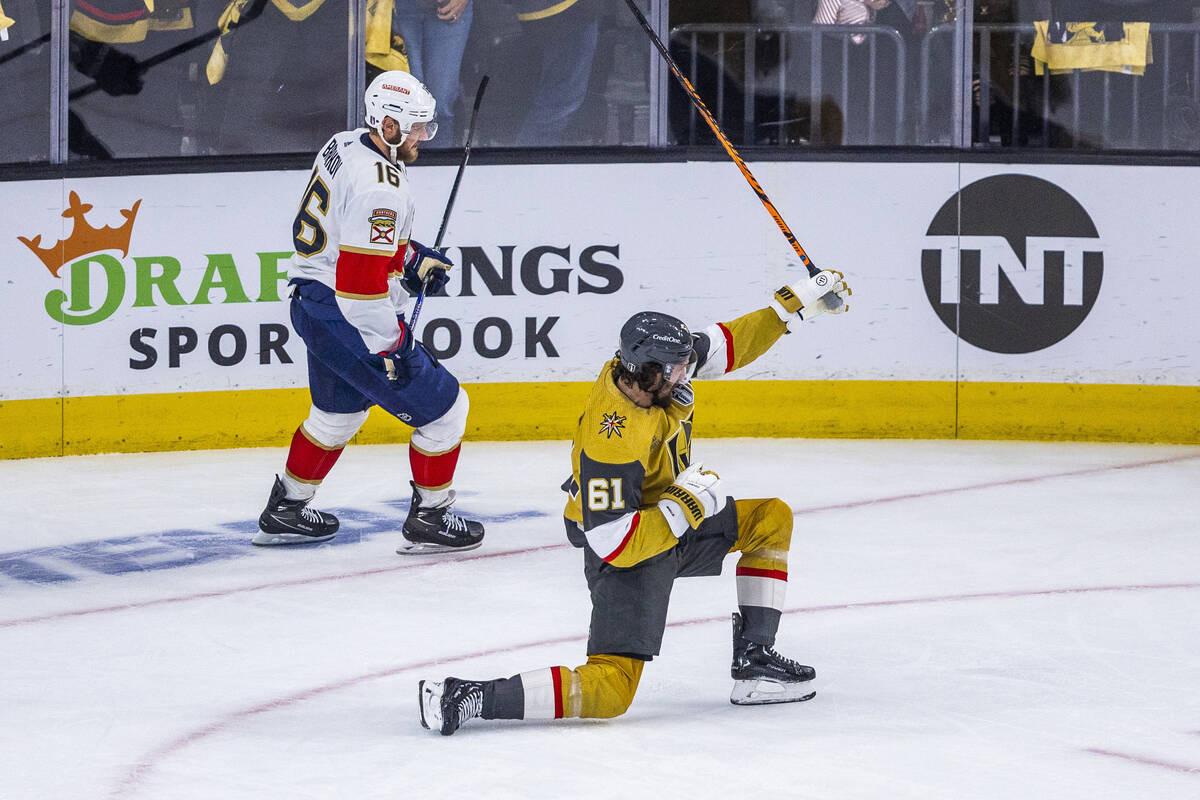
[254,70,484,555]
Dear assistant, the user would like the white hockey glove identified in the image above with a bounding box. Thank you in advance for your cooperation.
[658,463,727,537]
[771,270,851,325]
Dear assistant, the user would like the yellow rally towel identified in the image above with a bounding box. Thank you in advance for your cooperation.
[366,0,409,73]
[207,0,254,84]
[208,0,328,85]
[1031,21,1153,76]
[0,1,14,40]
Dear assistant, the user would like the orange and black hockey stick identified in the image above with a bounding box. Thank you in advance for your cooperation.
[622,0,820,278]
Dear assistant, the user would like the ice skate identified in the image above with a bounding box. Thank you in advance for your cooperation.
[729,612,816,705]
[418,677,486,736]
[253,475,339,545]
[398,482,484,554]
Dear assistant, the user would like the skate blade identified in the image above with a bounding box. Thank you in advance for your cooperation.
[418,679,442,731]
[730,678,816,706]
[252,530,336,546]
[396,539,483,555]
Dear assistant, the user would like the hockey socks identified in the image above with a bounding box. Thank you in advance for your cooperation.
[480,675,526,720]
[479,658,644,722]
[495,669,570,720]
[409,442,461,497]
[283,425,345,500]
[735,564,787,645]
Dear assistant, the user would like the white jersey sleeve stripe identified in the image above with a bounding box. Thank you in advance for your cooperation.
[583,510,641,562]
[692,322,733,379]
[336,296,402,354]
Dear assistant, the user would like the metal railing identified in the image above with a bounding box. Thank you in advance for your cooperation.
[669,23,908,146]
[921,22,1200,149]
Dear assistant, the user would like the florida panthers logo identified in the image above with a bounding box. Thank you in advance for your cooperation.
[368,208,397,245]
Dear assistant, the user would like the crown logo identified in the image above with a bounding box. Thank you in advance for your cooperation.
[18,191,141,277]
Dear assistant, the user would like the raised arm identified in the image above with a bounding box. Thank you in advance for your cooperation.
[691,270,851,379]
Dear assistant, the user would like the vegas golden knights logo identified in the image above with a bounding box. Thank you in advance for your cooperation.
[665,414,693,477]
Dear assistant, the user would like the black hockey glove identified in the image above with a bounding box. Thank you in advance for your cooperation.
[402,240,452,295]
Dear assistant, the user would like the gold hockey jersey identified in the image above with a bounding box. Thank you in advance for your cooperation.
[563,306,787,568]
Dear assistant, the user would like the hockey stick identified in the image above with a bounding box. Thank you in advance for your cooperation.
[622,0,819,278]
[408,74,490,335]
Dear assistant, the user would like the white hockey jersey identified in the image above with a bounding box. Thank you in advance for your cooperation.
[289,128,417,354]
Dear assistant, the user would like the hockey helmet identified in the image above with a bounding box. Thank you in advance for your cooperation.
[618,311,695,380]
[365,70,438,145]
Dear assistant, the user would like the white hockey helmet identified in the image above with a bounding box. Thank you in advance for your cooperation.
[364,70,438,154]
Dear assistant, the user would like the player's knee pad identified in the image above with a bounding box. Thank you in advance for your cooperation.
[734,497,794,567]
[759,497,793,551]
[303,406,368,449]
[411,387,468,453]
[575,654,644,719]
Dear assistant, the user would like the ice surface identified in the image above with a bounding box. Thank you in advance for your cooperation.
[1,438,1198,799]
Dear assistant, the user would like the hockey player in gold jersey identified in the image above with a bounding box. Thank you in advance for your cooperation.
[418,269,851,735]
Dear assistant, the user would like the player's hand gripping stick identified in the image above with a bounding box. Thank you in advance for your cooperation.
[771,271,852,327]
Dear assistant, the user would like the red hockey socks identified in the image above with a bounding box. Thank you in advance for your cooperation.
[409,442,461,491]
[283,425,345,494]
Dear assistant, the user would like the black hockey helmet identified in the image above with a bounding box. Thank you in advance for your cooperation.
[618,311,694,377]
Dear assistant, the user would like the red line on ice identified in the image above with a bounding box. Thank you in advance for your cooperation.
[0,544,567,629]
[110,580,1200,798]
[1083,748,1200,775]
[7,451,1197,630]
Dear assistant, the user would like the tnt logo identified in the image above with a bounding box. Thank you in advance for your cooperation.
[921,174,1104,354]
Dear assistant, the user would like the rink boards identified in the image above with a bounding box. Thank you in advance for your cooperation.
[1,161,1197,457]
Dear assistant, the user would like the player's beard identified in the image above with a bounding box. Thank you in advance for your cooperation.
[650,382,677,409]
[384,128,420,165]
[398,137,420,165]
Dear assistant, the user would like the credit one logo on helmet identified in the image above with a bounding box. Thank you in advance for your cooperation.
[920,174,1103,354]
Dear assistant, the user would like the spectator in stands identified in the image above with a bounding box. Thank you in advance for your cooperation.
[814,0,911,44]
[814,0,870,44]
[812,0,912,143]
[513,0,600,146]
[974,0,1074,147]
[393,0,473,145]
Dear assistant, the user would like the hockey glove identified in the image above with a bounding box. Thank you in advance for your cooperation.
[658,463,727,537]
[772,270,851,324]
[402,240,452,295]
[367,320,416,383]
